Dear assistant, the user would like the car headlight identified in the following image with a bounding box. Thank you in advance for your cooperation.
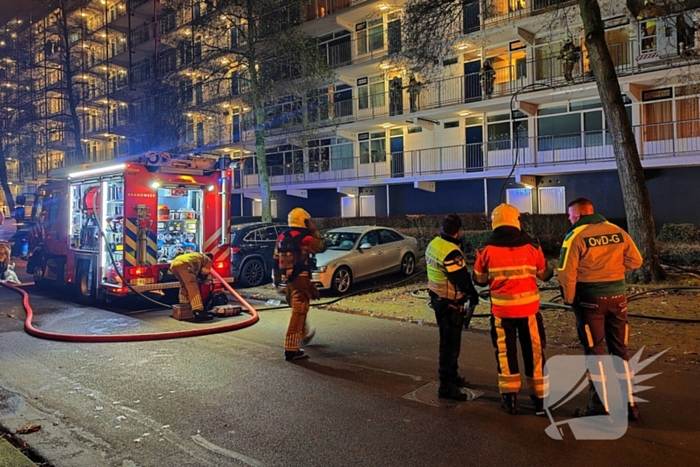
[314,265,327,273]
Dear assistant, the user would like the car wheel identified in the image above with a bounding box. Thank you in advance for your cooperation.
[241,259,265,287]
[331,267,352,294]
[401,253,416,276]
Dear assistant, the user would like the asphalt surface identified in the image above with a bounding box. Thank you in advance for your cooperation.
[1,220,699,466]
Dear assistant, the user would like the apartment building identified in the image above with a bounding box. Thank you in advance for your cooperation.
[2,0,700,227]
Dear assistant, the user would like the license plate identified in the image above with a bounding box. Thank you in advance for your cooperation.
[129,277,155,285]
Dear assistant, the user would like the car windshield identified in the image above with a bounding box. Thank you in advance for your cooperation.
[324,232,360,250]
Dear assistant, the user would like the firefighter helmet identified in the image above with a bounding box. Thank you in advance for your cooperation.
[288,207,311,228]
[491,203,521,230]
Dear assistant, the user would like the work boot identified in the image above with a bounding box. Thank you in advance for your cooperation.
[573,406,609,417]
[530,395,545,416]
[501,393,517,415]
[438,385,468,402]
[284,349,310,362]
[628,403,640,422]
[453,375,470,388]
[301,327,316,346]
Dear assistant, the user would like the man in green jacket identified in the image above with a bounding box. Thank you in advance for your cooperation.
[558,197,643,420]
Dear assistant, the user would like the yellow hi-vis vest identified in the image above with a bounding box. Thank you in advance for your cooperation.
[425,236,463,301]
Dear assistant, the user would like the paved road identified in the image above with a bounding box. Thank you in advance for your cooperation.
[0,282,698,467]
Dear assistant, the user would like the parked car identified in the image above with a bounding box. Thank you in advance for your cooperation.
[312,226,419,294]
[230,222,288,287]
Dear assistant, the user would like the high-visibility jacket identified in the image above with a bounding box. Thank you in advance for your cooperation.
[426,235,465,301]
[473,228,550,318]
[557,214,643,304]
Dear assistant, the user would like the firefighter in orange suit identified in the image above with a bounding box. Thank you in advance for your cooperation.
[273,207,326,362]
[558,197,643,420]
[170,252,213,318]
[473,204,553,415]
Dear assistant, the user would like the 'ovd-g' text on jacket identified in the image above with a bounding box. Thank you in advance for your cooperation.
[473,227,552,319]
[557,213,643,304]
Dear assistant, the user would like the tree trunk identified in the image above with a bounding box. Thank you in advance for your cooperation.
[59,2,85,165]
[578,0,663,282]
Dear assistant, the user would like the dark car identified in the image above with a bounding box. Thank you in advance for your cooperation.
[230,222,288,287]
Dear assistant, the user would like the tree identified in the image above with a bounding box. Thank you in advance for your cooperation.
[402,0,663,282]
[165,0,333,222]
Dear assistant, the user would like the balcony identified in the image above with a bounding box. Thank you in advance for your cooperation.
[482,0,576,28]
[302,0,370,23]
[236,120,700,189]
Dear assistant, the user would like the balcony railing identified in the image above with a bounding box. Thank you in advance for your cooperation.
[236,121,700,189]
[302,0,370,23]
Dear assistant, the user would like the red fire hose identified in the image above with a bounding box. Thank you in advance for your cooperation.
[0,269,260,343]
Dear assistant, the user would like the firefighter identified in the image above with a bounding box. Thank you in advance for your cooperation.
[425,214,479,401]
[558,197,643,421]
[479,60,495,99]
[273,207,326,362]
[170,251,214,319]
[473,204,553,415]
[559,37,581,84]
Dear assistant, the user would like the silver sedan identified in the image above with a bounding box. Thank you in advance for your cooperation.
[312,226,419,294]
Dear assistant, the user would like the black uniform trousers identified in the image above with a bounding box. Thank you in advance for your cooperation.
[431,295,464,386]
[573,295,634,412]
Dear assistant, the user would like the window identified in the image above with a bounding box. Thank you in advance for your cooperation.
[676,86,700,138]
[444,121,460,129]
[539,187,566,214]
[360,230,380,246]
[319,30,351,67]
[639,20,657,52]
[359,132,386,164]
[506,188,532,214]
[379,229,402,244]
[331,137,354,170]
[642,89,673,142]
[356,19,384,55]
[309,139,331,173]
[358,76,385,110]
[260,227,279,241]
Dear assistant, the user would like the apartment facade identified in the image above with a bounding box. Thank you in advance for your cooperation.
[2,0,700,227]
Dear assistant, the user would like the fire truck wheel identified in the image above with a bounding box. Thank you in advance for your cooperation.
[32,265,44,285]
[241,258,265,287]
[76,267,95,303]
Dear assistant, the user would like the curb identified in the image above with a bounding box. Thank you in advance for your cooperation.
[0,438,37,467]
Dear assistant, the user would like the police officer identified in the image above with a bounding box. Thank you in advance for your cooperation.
[273,207,326,362]
[170,251,214,319]
[473,204,553,415]
[558,197,643,421]
[425,214,479,401]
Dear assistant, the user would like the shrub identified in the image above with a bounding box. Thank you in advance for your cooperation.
[659,243,700,267]
[658,224,700,244]
[536,233,563,257]
[462,231,493,258]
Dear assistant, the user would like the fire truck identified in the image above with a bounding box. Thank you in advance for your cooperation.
[26,152,233,303]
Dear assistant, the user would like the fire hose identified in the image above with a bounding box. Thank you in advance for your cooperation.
[0,269,259,343]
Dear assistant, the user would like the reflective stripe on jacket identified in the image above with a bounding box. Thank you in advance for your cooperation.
[425,236,464,301]
[557,214,643,303]
[474,243,548,318]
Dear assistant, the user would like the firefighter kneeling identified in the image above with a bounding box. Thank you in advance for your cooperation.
[170,252,214,320]
[273,208,326,362]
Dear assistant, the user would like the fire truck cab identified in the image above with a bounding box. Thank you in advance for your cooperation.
[27,152,233,303]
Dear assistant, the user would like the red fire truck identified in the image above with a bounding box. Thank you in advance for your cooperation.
[26,152,233,303]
